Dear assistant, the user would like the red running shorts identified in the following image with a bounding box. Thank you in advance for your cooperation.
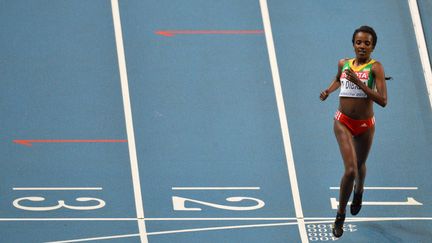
[334,110,375,136]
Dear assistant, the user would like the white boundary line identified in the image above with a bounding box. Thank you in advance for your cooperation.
[45,233,139,243]
[147,221,300,236]
[1,216,431,222]
[0,218,137,221]
[41,217,432,242]
[258,1,308,242]
[408,0,432,109]
[305,217,432,220]
[110,1,148,242]
[0,217,295,221]
[145,217,296,221]
[146,217,432,236]
[172,187,260,190]
[12,187,103,191]
[330,186,418,190]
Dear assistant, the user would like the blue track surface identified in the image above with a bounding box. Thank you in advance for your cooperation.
[1,0,431,242]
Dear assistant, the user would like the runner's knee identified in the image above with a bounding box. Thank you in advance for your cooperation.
[344,165,357,180]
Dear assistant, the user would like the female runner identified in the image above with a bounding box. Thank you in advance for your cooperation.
[320,26,388,238]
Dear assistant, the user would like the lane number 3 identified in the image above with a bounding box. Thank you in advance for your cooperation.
[13,196,106,211]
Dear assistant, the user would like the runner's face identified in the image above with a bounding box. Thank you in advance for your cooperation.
[353,32,374,60]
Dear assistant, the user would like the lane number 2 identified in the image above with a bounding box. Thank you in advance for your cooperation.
[172,196,265,211]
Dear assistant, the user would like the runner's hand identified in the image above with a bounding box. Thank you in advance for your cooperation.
[320,90,329,101]
[345,68,362,86]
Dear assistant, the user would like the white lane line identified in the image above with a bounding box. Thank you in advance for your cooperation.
[2,216,431,220]
[305,217,432,224]
[110,1,147,242]
[329,186,418,190]
[408,0,432,108]
[172,187,260,190]
[259,0,308,242]
[44,217,432,241]
[330,197,423,209]
[0,217,295,221]
[13,187,102,191]
[2,216,431,221]
[145,217,297,221]
[147,221,300,236]
[0,218,136,221]
[45,233,139,243]
[305,217,432,220]
[344,217,432,223]
[144,217,432,236]
[2,216,431,222]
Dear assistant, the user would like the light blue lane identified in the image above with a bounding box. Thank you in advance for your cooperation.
[119,0,302,242]
[0,0,139,241]
[0,221,140,243]
[268,0,432,241]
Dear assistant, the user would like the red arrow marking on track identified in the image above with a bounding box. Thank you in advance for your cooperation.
[155,30,264,37]
[13,139,127,147]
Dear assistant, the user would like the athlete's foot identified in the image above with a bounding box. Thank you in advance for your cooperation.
[350,189,363,215]
[332,212,345,238]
